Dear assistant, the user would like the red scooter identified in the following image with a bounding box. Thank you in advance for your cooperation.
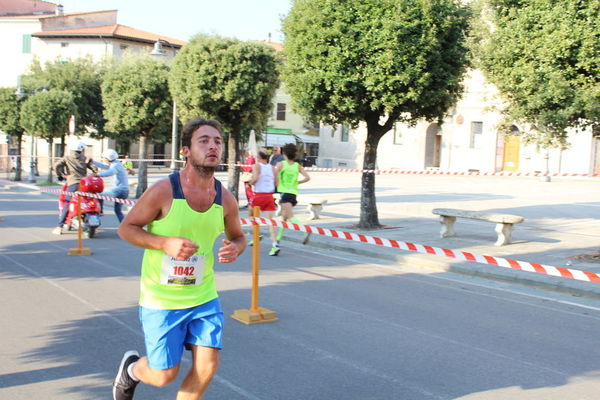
[59,176,104,238]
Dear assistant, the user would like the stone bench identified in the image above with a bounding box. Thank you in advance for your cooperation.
[274,193,328,220]
[432,208,524,246]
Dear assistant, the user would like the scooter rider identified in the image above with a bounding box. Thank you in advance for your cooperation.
[53,140,97,235]
[93,149,129,223]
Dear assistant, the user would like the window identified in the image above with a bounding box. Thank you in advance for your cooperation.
[470,121,483,149]
[22,34,31,53]
[61,42,69,47]
[120,44,129,50]
[341,125,349,142]
[276,103,286,121]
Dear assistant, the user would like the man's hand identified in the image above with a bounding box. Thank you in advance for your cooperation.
[218,239,239,263]
[162,237,199,260]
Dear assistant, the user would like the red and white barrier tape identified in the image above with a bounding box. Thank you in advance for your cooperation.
[0,180,135,205]
[240,216,600,284]
[2,155,598,177]
[2,179,598,283]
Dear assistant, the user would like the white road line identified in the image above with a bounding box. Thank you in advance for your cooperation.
[0,248,263,400]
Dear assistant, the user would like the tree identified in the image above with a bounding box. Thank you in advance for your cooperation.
[283,0,471,228]
[22,57,106,144]
[20,89,77,183]
[102,56,172,197]
[0,88,24,181]
[476,0,600,146]
[170,35,281,200]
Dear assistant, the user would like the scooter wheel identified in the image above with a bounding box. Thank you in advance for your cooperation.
[85,227,96,238]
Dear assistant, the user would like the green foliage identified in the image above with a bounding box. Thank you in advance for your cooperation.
[101,56,172,140]
[283,0,471,228]
[22,57,106,137]
[282,0,471,130]
[19,89,77,141]
[477,0,600,146]
[0,87,22,136]
[169,35,281,136]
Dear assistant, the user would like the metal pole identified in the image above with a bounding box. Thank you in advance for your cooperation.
[28,135,36,183]
[169,102,179,173]
[540,148,551,182]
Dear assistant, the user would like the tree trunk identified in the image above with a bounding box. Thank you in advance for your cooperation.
[14,133,22,181]
[226,129,241,201]
[46,139,53,183]
[358,133,381,229]
[136,135,148,198]
[358,113,392,230]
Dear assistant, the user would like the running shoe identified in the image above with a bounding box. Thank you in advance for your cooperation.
[248,235,263,247]
[269,245,280,256]
[302,232,312,245]
[113,350,140,400]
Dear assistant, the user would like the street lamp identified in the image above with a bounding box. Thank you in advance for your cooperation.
[15,85,48,183]
[151,38,180,173]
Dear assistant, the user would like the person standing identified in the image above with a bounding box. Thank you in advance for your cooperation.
[53,140,97,235]
[248,150,279,255]
[272,143,310,256]
[241,150,256,210]
[93,149,129,223]
[269,146,284,166]
[114,117,246,400]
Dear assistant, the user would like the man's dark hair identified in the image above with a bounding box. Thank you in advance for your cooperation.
[258,150,269,161]
[282,143,297,160]
[181,117,222,149]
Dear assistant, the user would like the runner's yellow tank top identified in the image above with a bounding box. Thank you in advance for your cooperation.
[140,173,224,309]
[277,161,300,195]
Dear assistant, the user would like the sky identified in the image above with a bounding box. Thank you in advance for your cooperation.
[56,0,292,43]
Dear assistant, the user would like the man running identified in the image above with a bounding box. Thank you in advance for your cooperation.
[248,150,279,254]
[272,143,310,255]
[114,117,246,400]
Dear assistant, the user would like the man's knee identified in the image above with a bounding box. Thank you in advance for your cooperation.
[149,367,179,387]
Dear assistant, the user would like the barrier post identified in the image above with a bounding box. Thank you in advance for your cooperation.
[68,193,91,256]
[231,206,278,325]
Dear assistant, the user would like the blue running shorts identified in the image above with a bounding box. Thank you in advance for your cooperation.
[139,298,223,370]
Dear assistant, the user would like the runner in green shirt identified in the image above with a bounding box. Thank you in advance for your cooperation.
[272,143,311,256]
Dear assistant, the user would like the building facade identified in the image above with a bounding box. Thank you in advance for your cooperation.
[318,69,599,175]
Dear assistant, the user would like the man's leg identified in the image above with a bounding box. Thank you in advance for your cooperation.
[54,183,78,233]
[113,353,180,400]
[176,346,219,400]
[132,356,180,387]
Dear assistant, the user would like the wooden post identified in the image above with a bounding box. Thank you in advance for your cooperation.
[231,206,278,324]
[68,192,91,256]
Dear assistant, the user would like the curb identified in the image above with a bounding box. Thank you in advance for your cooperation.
[282,229,600,300]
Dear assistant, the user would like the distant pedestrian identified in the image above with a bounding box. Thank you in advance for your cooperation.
[93,149,129,223]
[269,146,284,166]
[272,143,310,255]
[52,140,97,235]
[241,150,256,210]
[123,154,135,176]
[248,150,279,254]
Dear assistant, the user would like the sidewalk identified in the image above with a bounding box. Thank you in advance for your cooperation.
[241,171,600,299]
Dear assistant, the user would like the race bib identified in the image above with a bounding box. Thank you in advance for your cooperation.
[160,254,204,286]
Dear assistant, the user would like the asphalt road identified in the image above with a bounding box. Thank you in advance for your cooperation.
[2,186,600,399]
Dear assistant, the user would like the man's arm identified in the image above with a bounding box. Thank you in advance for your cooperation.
[54,158,66,179]
[96,163,116,178]
[118,179,199,260]
[218,188,246,263]
[298,165,310,184]
[248,163,260,186]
